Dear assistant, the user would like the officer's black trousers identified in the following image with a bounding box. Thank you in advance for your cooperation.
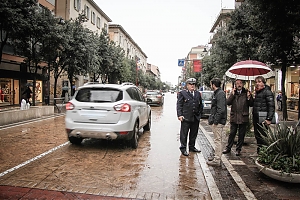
[179,117,199,151]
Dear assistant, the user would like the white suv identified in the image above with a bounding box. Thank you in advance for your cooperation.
[65,82,151,148]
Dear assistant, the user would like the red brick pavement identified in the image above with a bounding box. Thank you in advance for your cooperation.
[0,185,134,200]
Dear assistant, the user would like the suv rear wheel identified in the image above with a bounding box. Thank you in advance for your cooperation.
[69,136,83,145]
[130,121,139,149]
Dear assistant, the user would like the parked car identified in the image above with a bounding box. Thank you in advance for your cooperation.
[65,82,151,148]
[144,90,164,106]
[170,90,175,94]
[200,90,214,118]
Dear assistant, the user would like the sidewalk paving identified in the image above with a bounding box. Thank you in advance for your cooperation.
[0,107,299,200]
[197,111,300,200]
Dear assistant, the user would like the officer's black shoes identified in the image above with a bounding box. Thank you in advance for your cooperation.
[190,147,201,153]
[181,150,189,156]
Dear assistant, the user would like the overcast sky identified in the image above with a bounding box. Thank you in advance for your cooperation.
[94,0,235,86]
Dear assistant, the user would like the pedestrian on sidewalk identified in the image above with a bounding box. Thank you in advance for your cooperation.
[177,78,203,156]
[252,76,275,154]
[207,78,227,166]
[22,86,32,105]
[276,91,282,111]
[223,79,253,156]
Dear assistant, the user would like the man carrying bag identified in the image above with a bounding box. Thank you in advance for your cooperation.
[252,76,275,154]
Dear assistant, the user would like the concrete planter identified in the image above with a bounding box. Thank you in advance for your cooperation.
[255,159,300,183]
[0,106,54,126]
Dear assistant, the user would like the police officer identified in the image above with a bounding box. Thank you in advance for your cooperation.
[177,78,203,156]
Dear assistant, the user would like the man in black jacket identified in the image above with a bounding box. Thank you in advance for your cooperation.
[207,78,227,166]
[177,78,203,156]
[223,79,253,156]
[253,76,275,154]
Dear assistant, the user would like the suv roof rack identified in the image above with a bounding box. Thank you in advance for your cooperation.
[121,82,135,86]
[83,82,101,85]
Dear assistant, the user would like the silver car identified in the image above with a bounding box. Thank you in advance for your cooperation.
[145,90,164,106]
[200,90,214,118]
[65,82,151,148]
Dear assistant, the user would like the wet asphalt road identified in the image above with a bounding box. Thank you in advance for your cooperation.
[0,93,211,199]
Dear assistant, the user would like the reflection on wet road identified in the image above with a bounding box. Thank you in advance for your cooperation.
[0,93,211,199]
[136,93,210,199]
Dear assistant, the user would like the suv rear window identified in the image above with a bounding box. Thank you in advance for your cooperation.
[75,88,123,102]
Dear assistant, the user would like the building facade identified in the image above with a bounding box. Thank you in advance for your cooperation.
[108,24,147,73]
[146,63,160,80]
[0,0,56,107]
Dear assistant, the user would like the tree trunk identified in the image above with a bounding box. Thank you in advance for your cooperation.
[281,65,288,120]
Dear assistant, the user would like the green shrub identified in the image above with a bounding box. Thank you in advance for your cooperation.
[257,122,300,174]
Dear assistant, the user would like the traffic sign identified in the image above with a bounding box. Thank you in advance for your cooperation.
[178,59,184,67]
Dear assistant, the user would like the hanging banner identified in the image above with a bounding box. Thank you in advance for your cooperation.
[193,60,202,72]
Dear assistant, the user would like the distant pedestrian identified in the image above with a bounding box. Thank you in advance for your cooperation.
[207,78,227,166]
[177,78,203,156]
[223,79,253,156]
[22,86,32,105]
[252,76,275,154]
[276,91,282,111]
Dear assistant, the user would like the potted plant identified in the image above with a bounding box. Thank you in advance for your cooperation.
[255,120,300,183]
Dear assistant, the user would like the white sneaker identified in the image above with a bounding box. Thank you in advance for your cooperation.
[206,159,221,166]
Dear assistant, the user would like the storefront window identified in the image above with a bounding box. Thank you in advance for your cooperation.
[0,78,13,106]
[26,80,43,103]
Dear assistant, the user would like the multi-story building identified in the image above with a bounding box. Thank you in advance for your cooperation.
[56,0,111,35]
[55,0,112,88]
[146,63,160,80]
[1,0,150,106]
[209,9,234,45]
[181,45,208,87]
[0,0,57,107]
[108,24,147,73]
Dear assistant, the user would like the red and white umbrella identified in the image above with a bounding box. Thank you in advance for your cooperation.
[225,60,274,81]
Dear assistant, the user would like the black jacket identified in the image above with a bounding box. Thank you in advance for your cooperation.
[209,88,227,125]
[252,85,275,122]
[227,87,253,124]
[177,90,203,122]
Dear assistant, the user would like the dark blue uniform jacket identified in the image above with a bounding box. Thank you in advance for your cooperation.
[177,90,203,122]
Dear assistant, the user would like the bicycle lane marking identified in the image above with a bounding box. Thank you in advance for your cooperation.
[0,142,69,178]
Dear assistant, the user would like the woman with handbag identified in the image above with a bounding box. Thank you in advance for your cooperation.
[252,76,275,154]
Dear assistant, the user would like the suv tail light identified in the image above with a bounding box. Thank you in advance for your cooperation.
[157,94,162,98]
[114,103,131,112]
[66,102,75,110]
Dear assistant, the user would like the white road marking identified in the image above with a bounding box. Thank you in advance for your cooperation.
[0,142,69,178]
[0,114,65,131]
